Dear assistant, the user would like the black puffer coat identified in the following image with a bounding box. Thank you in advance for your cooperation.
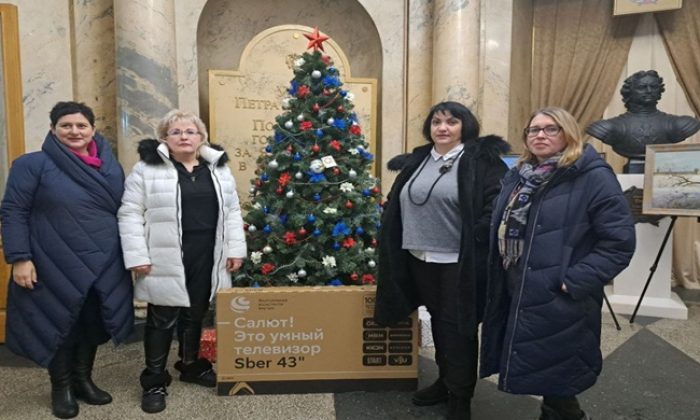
[374,136,509,336]
[479,145,635,396]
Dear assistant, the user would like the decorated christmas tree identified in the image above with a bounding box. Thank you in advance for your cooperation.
[233,29,382,287]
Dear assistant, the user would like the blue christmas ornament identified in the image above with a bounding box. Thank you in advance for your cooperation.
[328,278,343,286]
[356,227,365,235]
[263,224,272,233]
[279,214,288,225]
[307,214,316,223]
[328,66,337,74]
[339,90,347,97]
[332,222,351,237]
[333,119,347,131]
[261,173,269,182]
[265,145,272,153]
[322,75,341,88]
[313,193,321,202]
[293,152,302,161]
[263,206,269,214]
[362,189,371,197]
[313,228,322,236]
[315,129,324,138]
[333,242,341,251]
[253,281,261,288]
[274,131,284,143]
[308,172,326,183]
[288,79,299,95]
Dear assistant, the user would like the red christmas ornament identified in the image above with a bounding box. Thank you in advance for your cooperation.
[298,227,308,236]
[329,139,341,151]
[342,237,356,248]
[287,145,293,152]
[345,200,354,209]
[371,238,378,248]
[255,179,263,187]
[261,263,276,275]
[312,103,320,113]
[278,172,292,187]
[321,55,331,65]
[276,187,284,195]
[311,144,321,153]
[371,186,380,194]
[350,272,359,282]
[300,121,313,131]
[361,274,376,285]
[349,124,362,135]
[332,167,341,176]
[283,231,297,246]
[323,88,331,96]
[297,85,310,98]
[336,105,345,113]
[244,223,249,231]
[304,27,329,52]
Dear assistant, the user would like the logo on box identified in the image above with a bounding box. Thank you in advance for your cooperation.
[230,296,251,313]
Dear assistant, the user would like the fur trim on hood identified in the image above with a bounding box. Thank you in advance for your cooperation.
[137,138,229,166]
[386,135,511,171]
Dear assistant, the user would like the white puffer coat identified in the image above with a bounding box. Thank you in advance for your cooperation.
[118,140,247,307]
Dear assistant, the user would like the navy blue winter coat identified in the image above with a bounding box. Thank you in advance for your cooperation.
[1,132,134,367]
[479,145,635,396]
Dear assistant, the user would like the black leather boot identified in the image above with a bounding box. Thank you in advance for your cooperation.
[48,345,79,419]
[140,369,172,414]
[174,358,216,387]
[447,394,471,420]
[73,342,112,405]
[412,378,449,406]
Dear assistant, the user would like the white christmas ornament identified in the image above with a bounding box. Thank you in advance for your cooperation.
[309,159,325,174]
[248,225,257,232]
[281,98,291,109]
[295,171,304,180]
[327,117,335,125]
[311,70,322,79]
[368,260,376,268]
[249,187,256,194]
[286,190,294,198]
[284,120,293,129]
[263,245,273,254]
[296,114,305,121]
[348,169,357,178]
[297,269,307,278]
[268,159,279,169]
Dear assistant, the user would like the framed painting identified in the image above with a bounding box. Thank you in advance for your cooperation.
[614,0,682,16]
[643,143,700,217]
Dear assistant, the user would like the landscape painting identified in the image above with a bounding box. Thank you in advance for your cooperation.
[643,143,700,217]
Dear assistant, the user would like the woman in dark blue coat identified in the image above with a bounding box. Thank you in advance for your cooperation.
[0,101,134,419]
[479,107,635,420]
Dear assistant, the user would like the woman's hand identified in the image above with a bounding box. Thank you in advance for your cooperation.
[12,260,37,289]
[130,264,152,275]
[226,257,244,273]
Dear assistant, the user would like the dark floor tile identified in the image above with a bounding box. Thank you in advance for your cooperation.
[580,329,700,420]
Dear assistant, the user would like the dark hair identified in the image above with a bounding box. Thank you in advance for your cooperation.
[620,70,665,106]
[49,101,96,127]
[421,101,480,143]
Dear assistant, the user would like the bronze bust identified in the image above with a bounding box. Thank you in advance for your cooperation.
[586,70,700,173]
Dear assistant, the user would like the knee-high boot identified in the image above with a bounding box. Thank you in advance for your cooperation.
[141,305,176,413]
[48,344,79,419]
[73,341,112,405]
[174,307,216,388]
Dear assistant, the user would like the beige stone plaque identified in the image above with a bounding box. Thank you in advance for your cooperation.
[209,25,377,204]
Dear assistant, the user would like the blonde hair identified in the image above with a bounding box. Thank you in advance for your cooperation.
[156,110,209,144]
[519,107,585,168]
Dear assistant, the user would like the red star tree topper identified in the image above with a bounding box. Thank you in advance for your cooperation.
[304,27,329,51]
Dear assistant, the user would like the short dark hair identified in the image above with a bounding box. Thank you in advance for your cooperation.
[422,101,480,143]
[620,70,665,106]
[49,101,95,127]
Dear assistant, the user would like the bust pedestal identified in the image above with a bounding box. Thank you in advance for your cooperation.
[604,174,687,320]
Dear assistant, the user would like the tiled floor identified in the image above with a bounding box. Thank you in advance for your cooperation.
[1,289,699,419]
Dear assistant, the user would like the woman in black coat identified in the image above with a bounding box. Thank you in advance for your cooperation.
[479,107,635,420]
[375,101,509,420]
[1,101,134,419]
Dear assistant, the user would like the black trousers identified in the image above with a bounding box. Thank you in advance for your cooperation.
[409,255,478,399]
[144,231,215,374]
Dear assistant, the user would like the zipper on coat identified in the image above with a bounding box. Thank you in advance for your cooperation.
[210,166,226,302]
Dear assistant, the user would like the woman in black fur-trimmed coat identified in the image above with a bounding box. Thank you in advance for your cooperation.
[375,101,509,420]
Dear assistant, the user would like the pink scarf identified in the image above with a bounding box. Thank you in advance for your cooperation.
[70,139,102,169]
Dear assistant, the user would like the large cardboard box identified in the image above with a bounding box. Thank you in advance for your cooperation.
[216,286,418,395]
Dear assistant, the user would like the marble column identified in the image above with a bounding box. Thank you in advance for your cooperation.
[114,0,178,171]
[431,0,480,111]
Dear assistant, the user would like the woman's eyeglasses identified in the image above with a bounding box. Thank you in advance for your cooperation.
[524,125,561,137]
[167,129,201,137]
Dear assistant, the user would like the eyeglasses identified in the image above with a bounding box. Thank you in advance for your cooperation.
[167,129,201,137]
[524,125,561,137]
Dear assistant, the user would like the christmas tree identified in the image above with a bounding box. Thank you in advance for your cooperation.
[233,28,382,287]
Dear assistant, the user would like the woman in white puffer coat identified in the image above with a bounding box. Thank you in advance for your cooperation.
[118,110,246,414]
